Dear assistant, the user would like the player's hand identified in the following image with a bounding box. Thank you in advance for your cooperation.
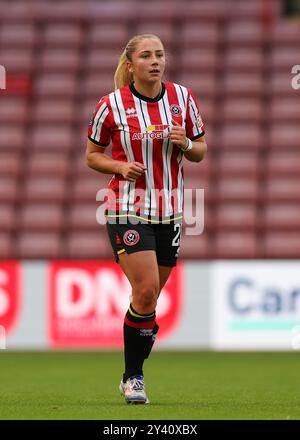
[170,119,189,150]
[118,161,147,182]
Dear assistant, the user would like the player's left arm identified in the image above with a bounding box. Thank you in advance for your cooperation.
[183,135,207,163]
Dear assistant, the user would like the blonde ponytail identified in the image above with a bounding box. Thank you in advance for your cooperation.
[114,34,163,90]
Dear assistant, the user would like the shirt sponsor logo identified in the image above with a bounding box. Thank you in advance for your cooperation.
[132,124,170,140]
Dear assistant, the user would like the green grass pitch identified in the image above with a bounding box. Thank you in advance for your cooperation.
[1,351,300,420]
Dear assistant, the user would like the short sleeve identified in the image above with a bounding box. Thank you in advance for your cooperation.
[88,96,113,147]
[185,89,205,141]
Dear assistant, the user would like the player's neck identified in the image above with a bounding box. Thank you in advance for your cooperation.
[132,81,162,99]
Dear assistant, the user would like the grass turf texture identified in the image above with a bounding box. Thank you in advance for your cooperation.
[0,351,300,420]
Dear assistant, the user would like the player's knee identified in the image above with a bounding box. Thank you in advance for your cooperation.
[134,284,158,312]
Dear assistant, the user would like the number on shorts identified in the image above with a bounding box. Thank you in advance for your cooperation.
[172,223,181,247]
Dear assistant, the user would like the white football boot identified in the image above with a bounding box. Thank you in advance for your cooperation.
[119,375,150,404]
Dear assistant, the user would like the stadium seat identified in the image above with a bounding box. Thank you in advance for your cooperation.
[0,125,26,152]
[135,23,174,49]
[179,233,210,259]
[215,203,258,231]
[43,23,83,47]
[225,21,265,46]
[264,233,300,258]
[85,49,120,72]
[264,177,300,203]
[0,23,37,48]
[222,98,263,122]
[223,73,264,97]
[217,152,260,178]
[0,233,13,258]
[215,177,259,203]
[0,153,21,177]
[269,72,297,97]
[0,97,28,123]
[269,47,300,71]
[265,151,300,176]
[0,177,19,203]
[26,153,69,178]
[262,203,300,231]
[269,124,300,149]
[32,99,75,124]
[66,230,112,259]
[224,48,264,72]
[82,74,115,98]
[88,24,128,48]
[269,98,300,122]
[219,124,263,150]
[22,176,67,203]
[0,204,16,232]
[18,204,64,231]
[29,126,74,152]
[181,23,220,48]
[0,48,33,72]
[271,21,300,47]
[180,49,218,73]
[15,232,63,259]
[214,232,260,258]
[176,73,217,98]
[35,74,78,97]
[68,203,103,230]
[39,48,80,72]
[71,175,111,203]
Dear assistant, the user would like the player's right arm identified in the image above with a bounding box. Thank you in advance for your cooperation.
[85,139,146,182]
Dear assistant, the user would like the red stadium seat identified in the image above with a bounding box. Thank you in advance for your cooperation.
[264,177,300,203]
[0,204,16,232]
[88,24,128,48]
[214,232,260,258]
[269,124,300,149]
[0,48,33,72]
[0,23,37,48]
[215,203,258,231]
[29,126,73,152]
[85,49,120,72]
[269,98,300,122]
[18,204,64,231]
[271,21,300,47]
[82,74,115,98]
[135,23,174,49]
[217,152,260,178]
[39,48,80,72]
[262,203,300,231]
[73,154,103,177]
[264,233,300,258]
[0,234,13,258]
[71,175,111,203]
[0,97,28,124]
[269,47,300,71]
[0,153,21,177]
[179,233,210,259]
[219,124,263,150]
[181,24,220,47]
[222,98,263,122]
[22,177,67,203]
[176,74,217,98]
[225,21,265,46]
[215,177,259,203]
[180,49,218,73]
[43,24,83,48]
[223,73,264,97]
[224,48,264,72]
[26,153,69,178]
[269,72,296,97]
[35,74,78,97]
[183,155,211,178]
[32,99,75,124]
[68,203,102,230]
[16,232,63,259]
[0,177,19,203]
[66,230,112,259]
[0,125,26,151]
[265,151,300,177]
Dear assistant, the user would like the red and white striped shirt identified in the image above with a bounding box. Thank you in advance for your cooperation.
[88,82,205,223]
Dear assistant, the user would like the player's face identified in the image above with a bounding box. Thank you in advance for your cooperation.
[128,38,165,85]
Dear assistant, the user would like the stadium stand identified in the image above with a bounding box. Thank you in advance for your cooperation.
[0,0,299,259]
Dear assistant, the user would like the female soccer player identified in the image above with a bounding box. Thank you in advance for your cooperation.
[86,34,207,404]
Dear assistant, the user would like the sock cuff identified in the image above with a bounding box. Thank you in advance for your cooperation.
[124,316,156,329]
[128,304,156,320]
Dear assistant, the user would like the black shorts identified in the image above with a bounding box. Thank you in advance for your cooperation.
[106,222,182,267]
